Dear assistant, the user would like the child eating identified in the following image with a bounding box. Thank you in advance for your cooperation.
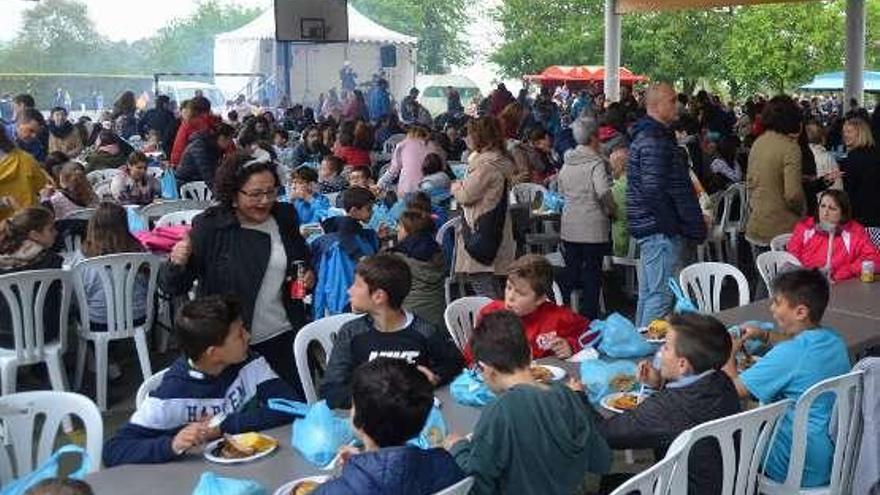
[317,155,348,194]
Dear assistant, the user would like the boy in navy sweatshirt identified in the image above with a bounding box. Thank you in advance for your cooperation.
[103,295,298,467]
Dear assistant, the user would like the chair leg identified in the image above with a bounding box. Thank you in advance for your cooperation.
[74,338,87,391]
[0,362,16,395]
[46,354,74,432]
[94,339,109,411]
[134,330,153,380]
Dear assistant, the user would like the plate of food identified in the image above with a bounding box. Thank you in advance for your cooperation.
[204,432,278,464]
[608,374,638,393]
[639,319,670,343]
[530,364,566,383]
[274,476,329,495]
[600,392,641,414]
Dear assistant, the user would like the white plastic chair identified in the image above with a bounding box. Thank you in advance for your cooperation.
[0,391,102,483]
[293,313,362,404]
[721,182,747,262]
[432,477,475,495]
[436,217,463,305]
[139,199,208,226]
[135,367,169,409]
[444,296,492,352]
[154,209,203,228]
[179,181,213,202]
[610,431,692,495]
[383,133,406,154]
[509,183,548,207]
[145,167,163,179]
[758,371,864,495]
[679,262,750,313]
[0,270,72,396]
[86,169,119,187]
[770,233,793,252]
[668,399,792,495]
[72,253,161,411]
[755,251,802,296]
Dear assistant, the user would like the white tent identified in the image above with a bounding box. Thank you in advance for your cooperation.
[214,5,417,107]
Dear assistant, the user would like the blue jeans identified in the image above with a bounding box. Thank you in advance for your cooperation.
[636,233,685,327]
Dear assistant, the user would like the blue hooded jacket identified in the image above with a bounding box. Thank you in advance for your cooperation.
[313,446,465,495]
[626,116,706,242]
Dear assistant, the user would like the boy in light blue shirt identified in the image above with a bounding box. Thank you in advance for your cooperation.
[723,269,850,487]
[290,166,330,224]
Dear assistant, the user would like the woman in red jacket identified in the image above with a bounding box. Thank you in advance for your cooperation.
[787,189,880,282]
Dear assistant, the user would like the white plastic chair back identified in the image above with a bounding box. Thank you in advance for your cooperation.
[551,281,563,305]
[383,133,406,154]
[0,391,102,482]
[668,399,791,495]
[755,251,802,295]
[444,297,492,351]
[155,209,203,228]
[86,169,119,187]
[432,477,475,495]
[0,270,72,364]
[139,199,208,225]
[72,253,161,337]
[293,313,361,404]
[135,368,169,409]
[436,217,462,304]
[679,262,750,313]
[180,181,213,202]
[758,371,864,495]
[610,431,692,495]
[770,233,793,252]
[509,183,548,207]
[721,182,747,232]
[65,208,97,221]
[93,181,113,200]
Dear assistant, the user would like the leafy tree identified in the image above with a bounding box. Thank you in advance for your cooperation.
[351,0,471,73]
[146,0,260,74]
[490,0,604,79]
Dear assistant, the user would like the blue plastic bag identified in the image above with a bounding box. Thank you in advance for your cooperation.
[450,369,497,407]
[367,202,395,232]
[596,313,654,358]
[668,278,699,314]
[408,406,447,449]
[125,205,148,233]
[0,445,90,495]
[160,168,179,200]
[541,190,565,213]
[290,401,355,467]
[191,472,266,495]
[579,360,639,404]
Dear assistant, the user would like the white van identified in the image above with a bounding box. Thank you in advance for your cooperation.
[156,81,227,111]
[415,74,482,117]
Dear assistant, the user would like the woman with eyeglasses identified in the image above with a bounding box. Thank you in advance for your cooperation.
[159,150,313,397]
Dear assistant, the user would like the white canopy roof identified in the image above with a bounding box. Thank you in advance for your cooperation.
[215,5,417,45]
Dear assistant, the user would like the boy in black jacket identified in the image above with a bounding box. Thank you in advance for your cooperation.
[598,313,741,495]
[320,254,463,409]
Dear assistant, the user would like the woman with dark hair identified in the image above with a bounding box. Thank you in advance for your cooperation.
[705,134,742,194]
[84,130,127,171]
[0,126,48,221]
[170,96,216,165]
[47,107,83,157]
[787,189,879,281]
[111,91,139,139]
[176,123,235,187]
[292,126,330,168]
[44,161,98,218]
[342,90,368,122]
[159,151,312,395]
[746,94,806,245]
[450,116,515,298]
[333,121,371,167]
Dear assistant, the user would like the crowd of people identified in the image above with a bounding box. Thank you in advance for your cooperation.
[1,75,879,495]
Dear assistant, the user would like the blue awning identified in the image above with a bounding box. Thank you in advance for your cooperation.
[800,71,880,92]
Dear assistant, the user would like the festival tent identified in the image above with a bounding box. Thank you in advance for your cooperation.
[213,5,418,107]
[524,65,648,89]
[800,71,880,93]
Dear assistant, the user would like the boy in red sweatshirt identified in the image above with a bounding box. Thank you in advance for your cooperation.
[465,254,594,363]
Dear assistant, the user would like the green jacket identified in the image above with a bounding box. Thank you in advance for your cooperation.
[395,251,447,330]
[451,382,611,495]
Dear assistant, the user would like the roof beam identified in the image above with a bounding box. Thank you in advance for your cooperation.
[617,0,814,14]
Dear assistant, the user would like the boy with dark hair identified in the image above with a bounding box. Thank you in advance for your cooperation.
[314,358,465,494]
[320,254,463,409]
[290,166,330,224]
[598,313,741,494]
[317,155,347,194]
[473,254,593,361]
[103,296,299,467]
[446,311,610,495]
[723,269,850,488]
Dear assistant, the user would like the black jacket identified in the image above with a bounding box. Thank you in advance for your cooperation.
[841,146,880,227]
[158,203,309,333]
[175,130,221,186]
[138,107,177,157]
[598,370,741,495]
[0,249,64,348]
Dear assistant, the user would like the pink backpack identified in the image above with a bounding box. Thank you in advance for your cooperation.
[134,225,191,253]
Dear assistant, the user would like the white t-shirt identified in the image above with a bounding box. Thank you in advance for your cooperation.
[241,217,291,344]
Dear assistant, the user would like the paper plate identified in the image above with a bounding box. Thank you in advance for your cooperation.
[204,433,278,464]
[532,364,566,382]
[600,392,641,414]
[274,476,330,495]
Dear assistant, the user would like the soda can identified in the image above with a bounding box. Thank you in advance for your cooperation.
[861,260,875,283]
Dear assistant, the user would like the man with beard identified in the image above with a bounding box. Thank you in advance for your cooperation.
[47,107,84,158]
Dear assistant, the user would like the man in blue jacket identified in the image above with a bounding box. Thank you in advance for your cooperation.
[627,83,706,327]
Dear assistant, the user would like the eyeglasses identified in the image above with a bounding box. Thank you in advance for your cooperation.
[238,189,278,201]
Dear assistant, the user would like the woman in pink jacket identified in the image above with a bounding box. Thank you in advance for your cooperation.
[377,126,444,196]
[787,189,880,282]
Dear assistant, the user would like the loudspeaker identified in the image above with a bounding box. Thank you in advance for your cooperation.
[275,0,349,43]
[380,45,397,68]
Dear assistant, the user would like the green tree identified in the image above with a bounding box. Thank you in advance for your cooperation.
[351,0,471,73]
[490,0,604,78]
[146,0,260,74]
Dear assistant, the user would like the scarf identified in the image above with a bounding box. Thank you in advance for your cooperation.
[0,240,48,270]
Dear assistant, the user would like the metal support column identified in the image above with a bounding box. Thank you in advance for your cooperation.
[844,0,866,108]
[604,0,622,102]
